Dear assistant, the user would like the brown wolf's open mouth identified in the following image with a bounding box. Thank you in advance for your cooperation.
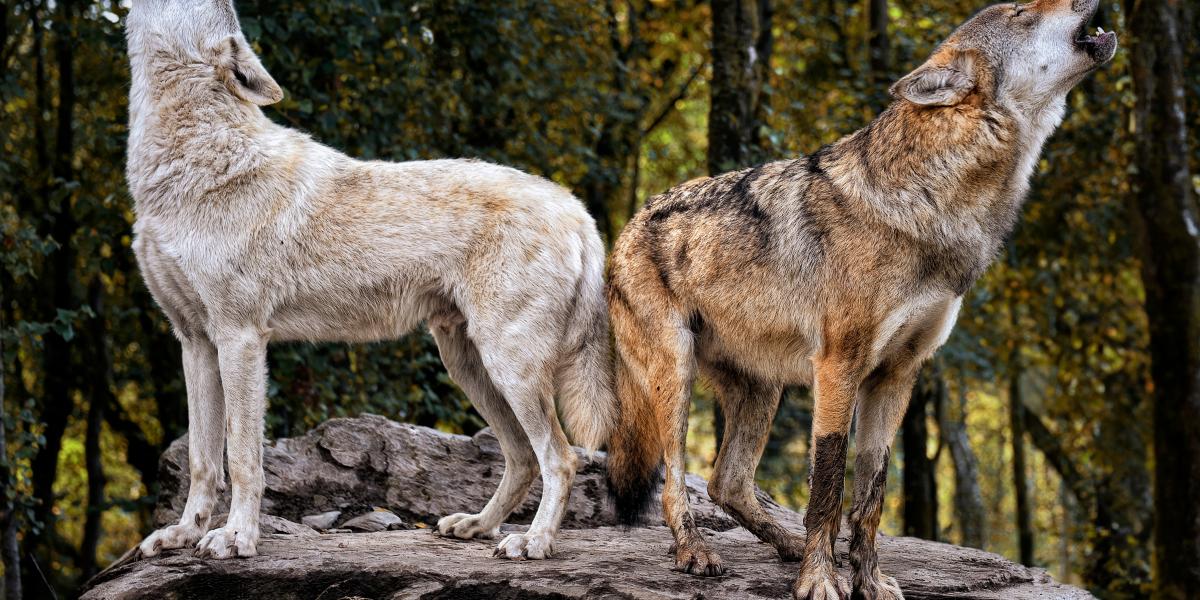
[1073,14,1118,63]
[1074,28,1117,62]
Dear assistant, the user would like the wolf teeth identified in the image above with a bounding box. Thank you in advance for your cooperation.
[1096,26,1105,35]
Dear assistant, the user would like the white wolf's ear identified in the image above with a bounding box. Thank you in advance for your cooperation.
[890,49,977,107]
[216,35,283,106]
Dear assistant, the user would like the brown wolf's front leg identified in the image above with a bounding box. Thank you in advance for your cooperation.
[794,354,861,600]
[847,364,920,600]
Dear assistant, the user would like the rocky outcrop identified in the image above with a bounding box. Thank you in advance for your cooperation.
[83,415,1092,599]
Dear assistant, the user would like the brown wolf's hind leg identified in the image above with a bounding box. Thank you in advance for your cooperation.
[654,329,723,576]
[624,310,720,575]
[702,359,805,561]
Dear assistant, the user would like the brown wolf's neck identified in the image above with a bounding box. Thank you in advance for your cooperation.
[821,97,1038,251]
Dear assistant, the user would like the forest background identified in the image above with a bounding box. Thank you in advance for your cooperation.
[1,0,1198,598]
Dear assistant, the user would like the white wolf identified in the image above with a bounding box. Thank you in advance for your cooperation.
[126,0,615,561]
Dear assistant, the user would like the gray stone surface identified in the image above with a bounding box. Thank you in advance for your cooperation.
[84,415,1093,600]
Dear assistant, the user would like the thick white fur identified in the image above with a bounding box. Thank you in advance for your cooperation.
[127,0,616,560]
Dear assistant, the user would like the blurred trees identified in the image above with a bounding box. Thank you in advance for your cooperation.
[1125,0,1200,597]
[0,1,1195,599]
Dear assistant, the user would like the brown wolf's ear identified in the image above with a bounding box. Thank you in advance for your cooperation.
[216,35,283,106]
[890,48,977,107]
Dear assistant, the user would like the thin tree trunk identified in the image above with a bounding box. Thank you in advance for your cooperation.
[27,2,78,580]
[707,0,769,174]
[77,282,110,581]
[1125,1,1200,598]
[902,368,937,540]
[1009,360,1034,566]
[943,383,986,549]
[867,0,889,110]
[0,307,21,600]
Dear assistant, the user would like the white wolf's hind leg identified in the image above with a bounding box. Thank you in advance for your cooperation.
[140,337,226,557]
[432,320,537,540]
[475,328,576,560]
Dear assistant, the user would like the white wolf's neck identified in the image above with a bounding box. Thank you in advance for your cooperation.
[126,36,275,215]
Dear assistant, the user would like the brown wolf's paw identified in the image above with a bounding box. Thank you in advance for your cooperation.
[852,572,904,600]
[436,513,499,540]
[673,543,725,577]
[793,565,850,600]
[194,526,257,559]
[494,530,554,560]
[138,522,205,557]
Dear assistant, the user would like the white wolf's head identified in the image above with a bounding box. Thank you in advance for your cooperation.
[127,0,282,106]
[890,0,1117,110]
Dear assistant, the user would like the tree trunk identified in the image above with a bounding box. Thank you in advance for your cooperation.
[708,0,773,456]
[0,308,21,600]
[1084,375,1152,594]
[867,0,889,109]
[707,0,770,174]
[1125,1,1200,598]
[27,2,78,583]
[1009,362,1034,567]
[942,383,986,550]
[901,368,937,540]
[77,282,110,581]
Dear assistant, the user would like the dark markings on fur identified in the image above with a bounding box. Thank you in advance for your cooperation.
[644,166,774,267]
[606,281,633,315]
[850,448,891,597]
[806,145,832,179]
[805,432,849,544]
[607,421,664,527]
[794,195,831,257]
[688,312,705,335]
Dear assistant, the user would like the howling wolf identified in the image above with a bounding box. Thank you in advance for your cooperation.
[126,0,615,562]
[605,1,1117,598]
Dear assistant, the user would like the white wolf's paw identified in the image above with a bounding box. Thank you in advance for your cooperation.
[194,526,257,559]
[494,530,555,560]
[793,564,851,600]
[436,513,499,540]
[138,522,205,557]
[854,572,904,600]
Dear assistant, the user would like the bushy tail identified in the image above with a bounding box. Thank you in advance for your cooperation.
[605,353,664,525]
[556,230,618,452]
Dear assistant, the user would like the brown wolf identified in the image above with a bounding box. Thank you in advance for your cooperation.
[605,1,1116,598]
[126,0,615,562]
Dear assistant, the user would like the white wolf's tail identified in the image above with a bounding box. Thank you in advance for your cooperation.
[555,227,617,451]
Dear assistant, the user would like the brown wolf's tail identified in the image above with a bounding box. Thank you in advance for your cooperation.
[605,335,663,526]
[555,228,617,452]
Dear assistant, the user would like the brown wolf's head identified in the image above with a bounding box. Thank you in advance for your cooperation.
[891,0,1117,109]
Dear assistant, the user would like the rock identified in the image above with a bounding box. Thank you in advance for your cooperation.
[208,513,318,538]
[341,509,406,532]
[300,510,341,530]
[86,415,1093,600]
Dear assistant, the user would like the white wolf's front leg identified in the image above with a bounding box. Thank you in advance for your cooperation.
[139,337,226,557]
[196,328,268,559]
